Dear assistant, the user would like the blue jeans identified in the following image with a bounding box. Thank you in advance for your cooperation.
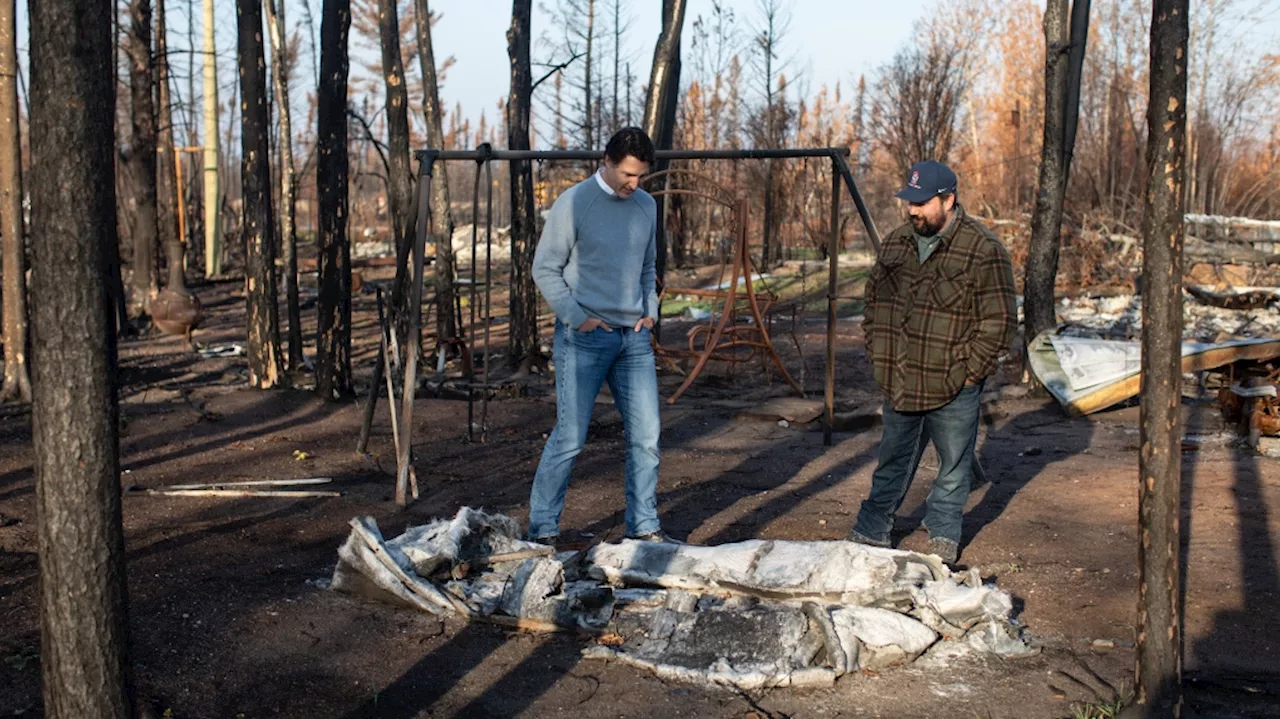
[853,382,982,544]
[528,321,662,538]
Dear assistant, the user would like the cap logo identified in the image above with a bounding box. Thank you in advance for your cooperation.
[908,171,921,189]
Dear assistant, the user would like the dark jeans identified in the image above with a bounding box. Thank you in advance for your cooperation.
[853,382,982,544]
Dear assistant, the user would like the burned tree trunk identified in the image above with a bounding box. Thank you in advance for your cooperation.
[316,0,352,399]
[412,0,457,345]
[238,0,283,388]
[1023,0,1088,343]
[1134,0,1189,714]
[126,0,157,316]
[28,0,134,714]
[265,0,304,369]
[506,0,538,370]
[378,0,413,271]
[155,0,180,277]
[0,0,29,402]
[379,0,416,358]
[642,0,686,282]
[583,0,595,149]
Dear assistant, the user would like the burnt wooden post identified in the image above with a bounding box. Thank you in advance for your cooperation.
[396,156,435,506]
[357,176,420,455]
[1134,0,1189,714]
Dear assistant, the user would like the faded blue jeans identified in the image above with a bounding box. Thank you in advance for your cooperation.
[528,321,661,539]
[853,382,983,544]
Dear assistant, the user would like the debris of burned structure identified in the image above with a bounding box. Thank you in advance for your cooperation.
[333,508,1033,689]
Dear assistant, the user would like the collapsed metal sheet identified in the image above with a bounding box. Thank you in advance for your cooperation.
[1027,330,1280,416]
[332,509,1032,689]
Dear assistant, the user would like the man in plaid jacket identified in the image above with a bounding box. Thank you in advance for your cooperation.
[849,161,1017,567]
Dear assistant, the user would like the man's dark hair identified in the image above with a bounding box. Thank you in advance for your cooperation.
[604,127,655,165]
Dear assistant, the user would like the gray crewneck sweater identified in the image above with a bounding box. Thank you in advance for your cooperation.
[532,175,659,329]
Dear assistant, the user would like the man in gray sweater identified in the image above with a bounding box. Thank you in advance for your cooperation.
[527,127,675,544]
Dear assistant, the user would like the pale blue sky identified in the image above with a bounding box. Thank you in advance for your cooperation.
[10,1,1278,149]
[428,0,935,133]
[12,0,934,147]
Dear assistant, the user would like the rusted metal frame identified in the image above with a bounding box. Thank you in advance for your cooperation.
[647,187,732,207]
[395,154,435,507]
[831,152,882,254]
[481,157,494,442]
[646,176,737,389]
[416,147,854,163]
[649,180,801,401]
[665,202,748,404]
[688,333,770,356]
[825,159,840,446]
[465,148,486,442]
[643,169,735,206]
[738,202,803,398]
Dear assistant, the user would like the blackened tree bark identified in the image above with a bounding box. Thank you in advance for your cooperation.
[642,0,686,282]
[316,0,352,399]
[126,0,157,316]
[238,0,283,388]
[0,0,29,402]
[264,0,304,369]
[583,0,595,149]
[28,0,134,714]
[506,0,538,369]
[1134,0,1188,714]
[412,0,457,344]
[1023,0,1088,343]
[378,0,413,267]
[379,0,415,351]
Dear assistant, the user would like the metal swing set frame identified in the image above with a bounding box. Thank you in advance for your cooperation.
[363,146,883,506]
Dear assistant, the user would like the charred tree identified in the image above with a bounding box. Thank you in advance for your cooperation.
[1024,0,1090,344]
[265,0,304,369]
[316,0,352,399]
[583,0,595,149]
[506,0,538,369]
[126,0,158,316]
[28,0,135,713]
[0,0,29,402]
[1133,0,1189,714]
[642,0,686,282]
[378,0,414,342]
[378,0,413,253]
[412,0,457,344]
[238,0,283,388]
[155,0,180,276]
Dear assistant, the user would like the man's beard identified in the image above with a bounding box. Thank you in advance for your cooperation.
[911,213,946,237]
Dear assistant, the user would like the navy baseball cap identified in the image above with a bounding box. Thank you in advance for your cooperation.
[895,161,957,203]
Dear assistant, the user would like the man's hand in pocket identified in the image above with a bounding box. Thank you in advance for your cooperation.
[577,318,611,332]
